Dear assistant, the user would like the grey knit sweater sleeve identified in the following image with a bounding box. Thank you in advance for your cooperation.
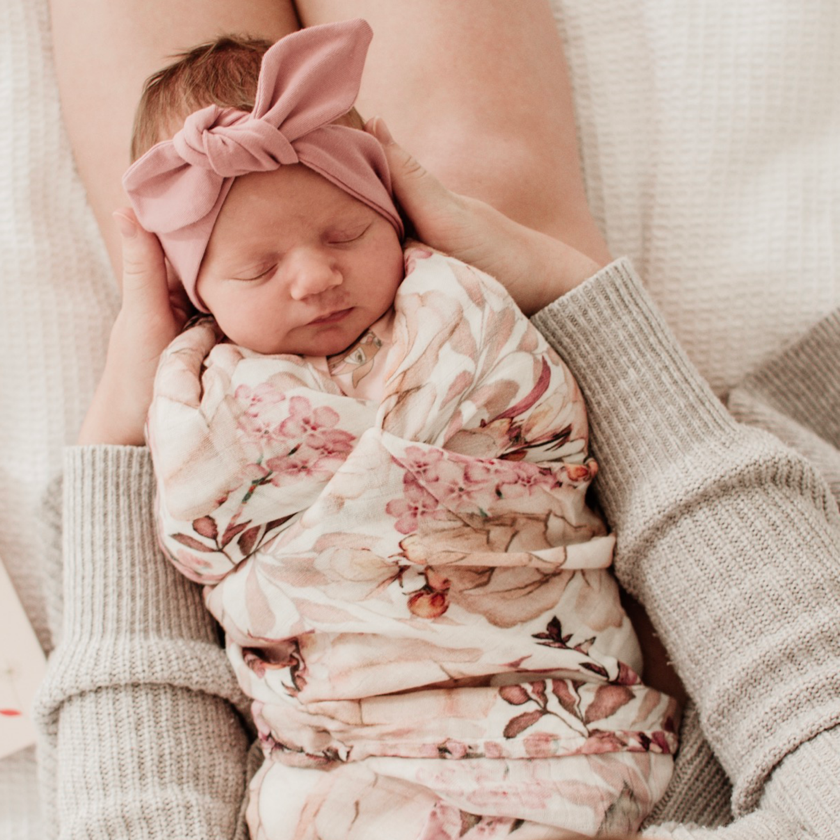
[35,446,254,840]
[533,259,840,839]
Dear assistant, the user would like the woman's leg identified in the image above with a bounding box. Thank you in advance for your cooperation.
[48,0,301,274]
[298,0,610,262]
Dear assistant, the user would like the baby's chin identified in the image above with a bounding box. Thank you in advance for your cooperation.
[317,329,372,360]
[229,328,368,359]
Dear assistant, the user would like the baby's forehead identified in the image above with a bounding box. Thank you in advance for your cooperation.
[222,166,380,226]
[204,165,384,264]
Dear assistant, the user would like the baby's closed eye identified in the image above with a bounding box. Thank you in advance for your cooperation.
[229,263,277,282]
[325,222,371,245]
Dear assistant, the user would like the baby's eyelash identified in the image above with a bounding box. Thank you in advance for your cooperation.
[329,223,371,244]
[232,265,275,282]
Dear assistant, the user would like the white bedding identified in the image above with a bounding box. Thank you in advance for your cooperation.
[1,0,837,833]
[553,0,840,396]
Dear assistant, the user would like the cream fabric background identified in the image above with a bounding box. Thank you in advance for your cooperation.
[553,0,839,396]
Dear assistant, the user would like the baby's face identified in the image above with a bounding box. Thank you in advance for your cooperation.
[196,164,404,356]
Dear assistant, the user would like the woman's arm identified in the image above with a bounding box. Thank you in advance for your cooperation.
[533,261,840,839]
[727,308,840,503]
[36,446,254,839]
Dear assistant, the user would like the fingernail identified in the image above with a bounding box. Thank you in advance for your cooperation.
[113,211,137,238]
[369,116,394,145]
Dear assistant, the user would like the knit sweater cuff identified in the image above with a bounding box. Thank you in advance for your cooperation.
[759,725,840,839]
[34,445,251,840]
[643,701,731,830]
[42,445,241,705]
[643,811,801,840]
[62,446,215,636]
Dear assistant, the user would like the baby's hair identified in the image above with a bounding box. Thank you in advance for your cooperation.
[131,33,365,162]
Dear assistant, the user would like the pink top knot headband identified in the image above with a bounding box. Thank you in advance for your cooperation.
[123,19,403,311]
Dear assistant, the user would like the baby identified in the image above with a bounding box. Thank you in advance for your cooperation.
[127,20,677,840]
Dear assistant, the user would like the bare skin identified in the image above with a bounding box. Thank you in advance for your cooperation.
[48,0,609,277]
[48,0,301,274]
[297,1,610,262]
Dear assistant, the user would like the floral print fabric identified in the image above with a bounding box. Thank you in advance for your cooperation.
[149,246,677,837]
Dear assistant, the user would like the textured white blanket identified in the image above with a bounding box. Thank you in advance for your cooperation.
[554,0,840,395]
[1,0,838,833]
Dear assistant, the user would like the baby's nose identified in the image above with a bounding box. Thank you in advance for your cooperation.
[286,250,342,300]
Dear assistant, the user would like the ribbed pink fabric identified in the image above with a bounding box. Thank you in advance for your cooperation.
[123,19,403,311]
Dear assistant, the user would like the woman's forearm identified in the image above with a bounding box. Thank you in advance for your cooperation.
[36,445,252,839]
[533,259,840,836]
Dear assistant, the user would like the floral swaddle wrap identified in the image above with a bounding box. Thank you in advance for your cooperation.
[149,246,677,838]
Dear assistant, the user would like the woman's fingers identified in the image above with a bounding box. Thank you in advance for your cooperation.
[369,116,603,314]
[368,115,517,275]
[113,209,171,309]
[77,211,194,445]
[366,116,443,208]
[113,208,190,346]
[366,116,468,246]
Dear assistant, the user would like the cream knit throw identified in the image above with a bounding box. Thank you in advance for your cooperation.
[551,0,840,396]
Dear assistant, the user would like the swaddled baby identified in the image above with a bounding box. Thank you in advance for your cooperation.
[127,20,677,840]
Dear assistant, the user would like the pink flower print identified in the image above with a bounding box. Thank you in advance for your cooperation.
[276,396,356,458]
[307,426,356,461]
[462,459,519,488]
[234,382,285,416]
[237,411,285,446]
[400,447,488,511]
[421,458,473,507]
[239,462,272,484]
[265,451,333,487]
[278,396,338,440]
[401,446,446,483]
[494,463,558,500]
[386,475,440,534]
[461,458,546,506]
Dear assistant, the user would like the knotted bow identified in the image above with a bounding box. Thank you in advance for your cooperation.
[123,19,403,311]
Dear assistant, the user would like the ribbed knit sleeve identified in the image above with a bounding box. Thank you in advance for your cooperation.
[532,259,840,835]
[35,445,252,840]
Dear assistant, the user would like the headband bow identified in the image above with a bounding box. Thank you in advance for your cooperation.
[123,19,403,311]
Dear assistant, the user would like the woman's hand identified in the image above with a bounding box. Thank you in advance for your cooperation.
[367,117,607,315]
[77,209,190,446]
